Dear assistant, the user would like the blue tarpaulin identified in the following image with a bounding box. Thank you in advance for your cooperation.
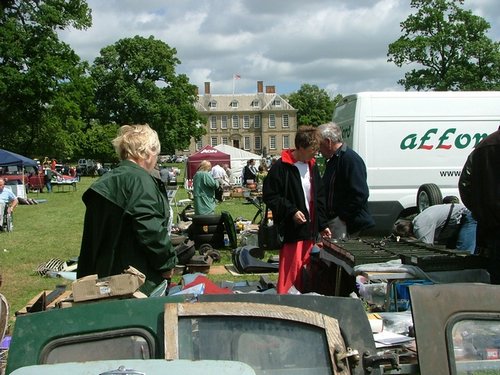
[0,149,37,167]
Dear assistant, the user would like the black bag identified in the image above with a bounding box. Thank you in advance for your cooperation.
[258,206,284,250]
[215,185,224,202]
[436,203,462,248]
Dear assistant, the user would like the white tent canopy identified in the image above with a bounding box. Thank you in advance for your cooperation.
[213,144,261,185]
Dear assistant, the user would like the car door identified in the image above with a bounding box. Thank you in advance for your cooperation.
[410,283,500,375]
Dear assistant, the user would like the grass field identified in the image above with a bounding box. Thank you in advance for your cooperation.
[0,169,274,331]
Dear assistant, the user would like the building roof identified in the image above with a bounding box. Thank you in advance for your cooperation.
[196,93,296,113]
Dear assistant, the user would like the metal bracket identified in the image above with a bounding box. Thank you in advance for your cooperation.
[335,347,360,371]
[363,351,400,373]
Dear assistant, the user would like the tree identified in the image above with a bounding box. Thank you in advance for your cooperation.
[38,64,96,160]
[91,36,205,154]
[80,121,119,162]
[0,0,92,156]
[286,84,340,126]
[388,0,500,91]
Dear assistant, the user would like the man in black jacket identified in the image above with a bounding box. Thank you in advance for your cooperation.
[318,122,374,239]
[459,126,500,283]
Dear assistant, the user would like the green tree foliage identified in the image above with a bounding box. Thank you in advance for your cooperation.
[287,84,341,126]
[38,62,96,160]
[0,0,92,157]
[81,121,119,162]
[91,36,205,154]
[388,0,500,91]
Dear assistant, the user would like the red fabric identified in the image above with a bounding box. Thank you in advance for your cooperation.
[277,240,315,294]
[281,149,316,168]
[183,275,233,294]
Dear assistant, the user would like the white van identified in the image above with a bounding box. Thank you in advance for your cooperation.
[333,91,500,235]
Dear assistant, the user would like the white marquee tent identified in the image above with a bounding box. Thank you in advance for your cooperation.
[213,144,261,185]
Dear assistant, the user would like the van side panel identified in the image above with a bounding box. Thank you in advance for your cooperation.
[333,92,500,235]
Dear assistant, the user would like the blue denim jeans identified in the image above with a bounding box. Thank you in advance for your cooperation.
[456,210,477,253]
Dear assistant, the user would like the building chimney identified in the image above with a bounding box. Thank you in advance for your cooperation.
[257,81,264,93]
[265,85,275,94]
[204,82,211,95]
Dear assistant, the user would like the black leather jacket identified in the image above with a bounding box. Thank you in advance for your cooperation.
[459,127,500,231]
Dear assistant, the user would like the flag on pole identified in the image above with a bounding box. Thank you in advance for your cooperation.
[232,74,241,95]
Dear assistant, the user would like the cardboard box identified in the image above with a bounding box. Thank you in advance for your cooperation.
[72,267,145,302]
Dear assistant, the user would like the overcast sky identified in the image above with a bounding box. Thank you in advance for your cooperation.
[58,0,500,96]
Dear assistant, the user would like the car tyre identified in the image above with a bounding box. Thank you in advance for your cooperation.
[417,183,442,213]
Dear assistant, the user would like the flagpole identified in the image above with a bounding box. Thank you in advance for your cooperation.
[232,75,235,96]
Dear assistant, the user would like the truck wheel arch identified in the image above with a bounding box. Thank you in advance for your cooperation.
[417,183,442,213]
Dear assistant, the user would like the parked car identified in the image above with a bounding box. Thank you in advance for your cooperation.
[77,159,96,175]
[5,293,373,375]
[5,284,500,375]
[0,166,30,185]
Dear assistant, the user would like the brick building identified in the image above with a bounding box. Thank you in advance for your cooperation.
[187,80,297,157]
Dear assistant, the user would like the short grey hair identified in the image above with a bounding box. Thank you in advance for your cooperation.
[317,122,343,143]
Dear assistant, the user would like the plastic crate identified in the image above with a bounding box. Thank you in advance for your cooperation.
[389,280,433,312]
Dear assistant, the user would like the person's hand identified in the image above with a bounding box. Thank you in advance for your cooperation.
[321,227,331,238]
[7,206,13,214]
[293,210,307,224]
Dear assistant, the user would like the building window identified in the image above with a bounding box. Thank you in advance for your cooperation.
[269,135,276,150]
[282,114,289,128]
[208,100,217,109]
[254,115,261,128]
[269,114,276,128]
[254,136,261,150]
[251,99,260,108]
[221,115,228,129]
[211,137,218,147]
[272,99,281,107]
[283,135,290,149]
[222,137,228,145]
[232,115,239,129]
[230,100,239,108]
[210,116,217,130]
[244,136,251,150]
[243,115,250,129]
[196,140,202,150]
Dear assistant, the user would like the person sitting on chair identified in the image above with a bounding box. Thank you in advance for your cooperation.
[0,179,18,229]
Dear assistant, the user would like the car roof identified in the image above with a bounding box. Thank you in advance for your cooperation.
[10,359,257,375]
